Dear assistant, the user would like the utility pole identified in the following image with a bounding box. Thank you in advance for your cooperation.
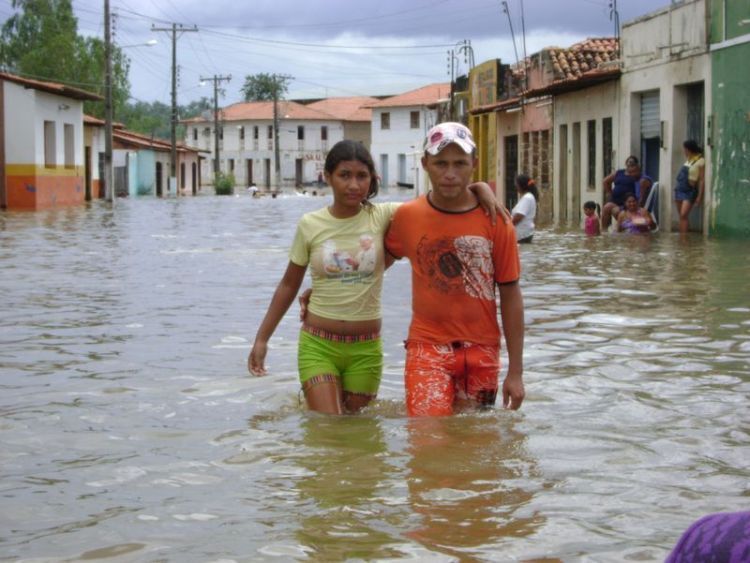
[152,23,197,196]
[609,0,621,59]
[520,0,528,91]
[200,75,231,178]
[447,49,456,120]
[271,74,292,192]
[103,0,114,203]
[446,41,474,121]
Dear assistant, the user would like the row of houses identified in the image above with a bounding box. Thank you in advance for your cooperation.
[461,0,747,237]
[184,0,747,236]
[2,0,745,236]
[181,84,453,192]
[0,71,202,210]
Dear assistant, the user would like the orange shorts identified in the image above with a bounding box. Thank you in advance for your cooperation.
[404,340,500,416]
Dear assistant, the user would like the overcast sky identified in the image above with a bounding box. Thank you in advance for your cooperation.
[7,0,668,105]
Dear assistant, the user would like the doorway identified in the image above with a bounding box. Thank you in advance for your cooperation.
[572,122,581,224]
[504,135,518,210]
[156,161,163,197]
[640,90,660,182]
[84,146,92,201]
[295,158,303,187]
[559,125,568,222]
[246,159,253,186]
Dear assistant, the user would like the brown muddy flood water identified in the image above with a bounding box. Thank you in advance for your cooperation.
[1,193,748,562]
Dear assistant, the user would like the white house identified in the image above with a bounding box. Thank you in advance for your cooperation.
[619,0,710,232]
[368,83,450,189]
[305,96,379,151]
[0,72,101,209]
[184,100,354,190]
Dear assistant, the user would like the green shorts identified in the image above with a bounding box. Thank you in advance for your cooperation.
[298,326,383,395]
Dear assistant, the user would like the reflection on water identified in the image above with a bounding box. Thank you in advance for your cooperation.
[404,415,543,560]
[0,195,748,562]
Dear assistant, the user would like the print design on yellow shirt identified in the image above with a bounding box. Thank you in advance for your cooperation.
[320,233,377,283]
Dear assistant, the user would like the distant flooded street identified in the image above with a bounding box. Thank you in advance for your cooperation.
[1,193,748,562]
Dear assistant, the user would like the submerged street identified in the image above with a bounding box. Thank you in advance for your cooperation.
[1,192,748,561]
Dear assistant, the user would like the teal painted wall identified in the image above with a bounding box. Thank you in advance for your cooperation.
[127,152,138,196]
[136,151,156,196]
[709,1,750,237]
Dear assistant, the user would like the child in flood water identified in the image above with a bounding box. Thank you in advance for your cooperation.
[583,201,601,236]
[248,140,504,415]
[249,140,394,415]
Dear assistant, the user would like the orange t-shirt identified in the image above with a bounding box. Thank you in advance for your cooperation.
[385,194,520,346]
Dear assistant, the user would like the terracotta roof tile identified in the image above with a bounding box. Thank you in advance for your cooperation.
[0,71,102,101]
[183,100,339,123]
[306,96,379,121]
[112,128,199,153]
[548,37,618,81]
[367,83,451,108]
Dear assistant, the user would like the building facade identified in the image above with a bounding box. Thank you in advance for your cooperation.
[305,96,379,151]
[184,100,350,191]
[0,72,101,210]
[368,83,450,190]
[467,40,617,223]
[619,0,711,233]
[114,128,201,197]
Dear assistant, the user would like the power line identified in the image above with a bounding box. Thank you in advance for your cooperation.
[199,29,454,50]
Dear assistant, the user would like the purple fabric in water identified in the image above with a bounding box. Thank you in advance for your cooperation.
[666,511,750,563]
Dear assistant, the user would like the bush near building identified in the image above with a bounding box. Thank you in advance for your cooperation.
[214,172,235,195]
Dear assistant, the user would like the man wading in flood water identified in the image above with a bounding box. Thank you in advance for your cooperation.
[385,122,525,416]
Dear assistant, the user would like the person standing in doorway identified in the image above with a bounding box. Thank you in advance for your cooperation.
[385,122,525,416]
[674,139,705,234]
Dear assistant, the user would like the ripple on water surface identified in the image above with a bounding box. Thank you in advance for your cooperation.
[0,197,748,561]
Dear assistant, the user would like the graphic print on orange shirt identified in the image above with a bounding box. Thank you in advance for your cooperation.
[416,234,495,300]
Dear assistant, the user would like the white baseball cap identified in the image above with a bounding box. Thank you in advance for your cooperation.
[423,122,476,155]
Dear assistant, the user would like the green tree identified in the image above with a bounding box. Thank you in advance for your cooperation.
[181,96,211,119]
[241,72,291,102]
[118,100,171,138]
[0,0,130,118]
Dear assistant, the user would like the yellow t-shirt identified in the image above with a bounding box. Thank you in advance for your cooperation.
[687,156,704,186]
[289,202,400,321]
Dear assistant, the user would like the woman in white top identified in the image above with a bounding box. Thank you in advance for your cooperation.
[511,174,538,243]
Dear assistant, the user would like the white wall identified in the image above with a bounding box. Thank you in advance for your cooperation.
[3,82,35,164]
[369,106,438,187]
[553,80,620,225]
[3,82,83,167]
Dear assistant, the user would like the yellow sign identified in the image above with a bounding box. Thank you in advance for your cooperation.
[469,60,500,109]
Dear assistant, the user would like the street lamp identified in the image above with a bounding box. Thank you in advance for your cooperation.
[119,39,158,48]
